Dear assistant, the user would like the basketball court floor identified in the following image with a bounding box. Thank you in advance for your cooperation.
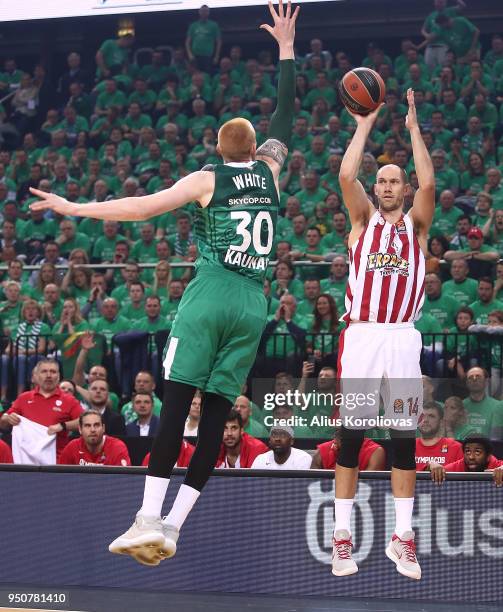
[0,587,500,612]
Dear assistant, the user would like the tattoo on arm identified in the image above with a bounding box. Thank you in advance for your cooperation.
[256,139,288,168]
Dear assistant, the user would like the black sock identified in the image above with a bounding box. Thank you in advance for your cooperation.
[184,392,232,492]
[147,380,196,478]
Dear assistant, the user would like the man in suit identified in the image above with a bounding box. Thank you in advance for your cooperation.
[87,379,125,437]
[126,392,160,437]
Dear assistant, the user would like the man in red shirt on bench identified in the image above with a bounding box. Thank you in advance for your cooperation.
[429,436,503,486]
[58,410,131,466]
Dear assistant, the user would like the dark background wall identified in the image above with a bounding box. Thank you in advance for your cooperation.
[0,0,502,81]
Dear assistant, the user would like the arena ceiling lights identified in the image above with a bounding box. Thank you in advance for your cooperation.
[1,0,339,22]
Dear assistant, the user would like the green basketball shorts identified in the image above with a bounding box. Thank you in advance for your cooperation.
[162,268,267,403]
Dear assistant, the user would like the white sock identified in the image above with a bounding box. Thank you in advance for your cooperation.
[138,475,170,518]
[394,497,414,538]
[334,498,354,536]
[162,484,200,530]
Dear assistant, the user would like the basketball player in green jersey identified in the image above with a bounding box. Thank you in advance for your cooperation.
[30,0,299,566]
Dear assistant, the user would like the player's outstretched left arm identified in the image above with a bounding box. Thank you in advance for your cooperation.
[256,1,299,180]
[406,88,435,248]
[29,171,215,221]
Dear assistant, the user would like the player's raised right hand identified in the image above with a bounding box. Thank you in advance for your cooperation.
[260,1,300,50]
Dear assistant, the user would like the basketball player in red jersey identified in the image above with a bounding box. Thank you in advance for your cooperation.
[331,89,434,580]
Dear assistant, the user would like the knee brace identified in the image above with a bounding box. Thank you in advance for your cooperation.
[390,432,416,470]
[336,427,365,468]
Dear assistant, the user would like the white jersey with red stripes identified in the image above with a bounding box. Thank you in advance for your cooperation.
[343,210,425,324]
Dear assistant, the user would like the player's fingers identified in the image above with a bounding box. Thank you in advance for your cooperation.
[29,187,49,199]
[260,24,274,35]
[278,0,284,19]
[291,5,300,22]
[286,0,291,18]
[267,0,276,21]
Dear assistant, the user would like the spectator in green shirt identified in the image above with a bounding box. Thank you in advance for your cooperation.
[305,136,330,174]
[460,61,492,101]
[121,370,163,425]
[439,88,467,130]
[295,170,329,218]
[468,94,498,133]
[92,298,130,351]
[137,295,171,334]
[51,297,92,379]
[95,33,134,79]
[0,299,51,400]
[484,168,503,210]
[460,151,487,195]
[94,79,127,117]
[423,272,459,330]
[121,282,148,324]
[431,189,463,239]
[429,13,479,65]
[0,281,23,337]
[463,367,503,438]
[128,78,157,113]
[290,116,313,154]
[468,278,503,325]
[188,98,217,146]
[443,259,478,306]
[185,5,222,73]
[123,102,152,143]
[55,219,91,258]
[92,220,126,262]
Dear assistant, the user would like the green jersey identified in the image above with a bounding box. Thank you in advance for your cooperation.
[194,160,279,285]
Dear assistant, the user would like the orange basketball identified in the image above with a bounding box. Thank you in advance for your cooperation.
[338,67,386,116]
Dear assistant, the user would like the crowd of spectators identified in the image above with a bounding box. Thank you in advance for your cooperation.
[0,1,503,468]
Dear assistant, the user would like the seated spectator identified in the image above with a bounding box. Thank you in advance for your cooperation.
[259,293,307,376]
[1,299,51,399]
[120,281,147,324]
[121,371,162,425]
[184,391,201,437]
[311,431,385,470]
[55,219,91,259]
[415,404,463,470]
[142,439,194,468]
[216,409,268,468]
[270,258,304,301]
[251,425,312,470]
[61,265,92,311]
[429,436,503,486]
[59,378,87,411]
[86,379,125,436]
[297,279,321,317]
[0,438,13,463]
[441,395,473,439]
[463,367,503,439]
[0,281,23,338]
[444,306,479,379]
[125,392,160,437]
[320,256,348,314]
[442,259,478,307]
[233,394,267,438]
[468,277,503,324]
[306,293,343,362]
[58,409,130,466]
[0,358,82,461]
[92,298,129,353]
[51,297,92,379]
[422,272,459,331]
